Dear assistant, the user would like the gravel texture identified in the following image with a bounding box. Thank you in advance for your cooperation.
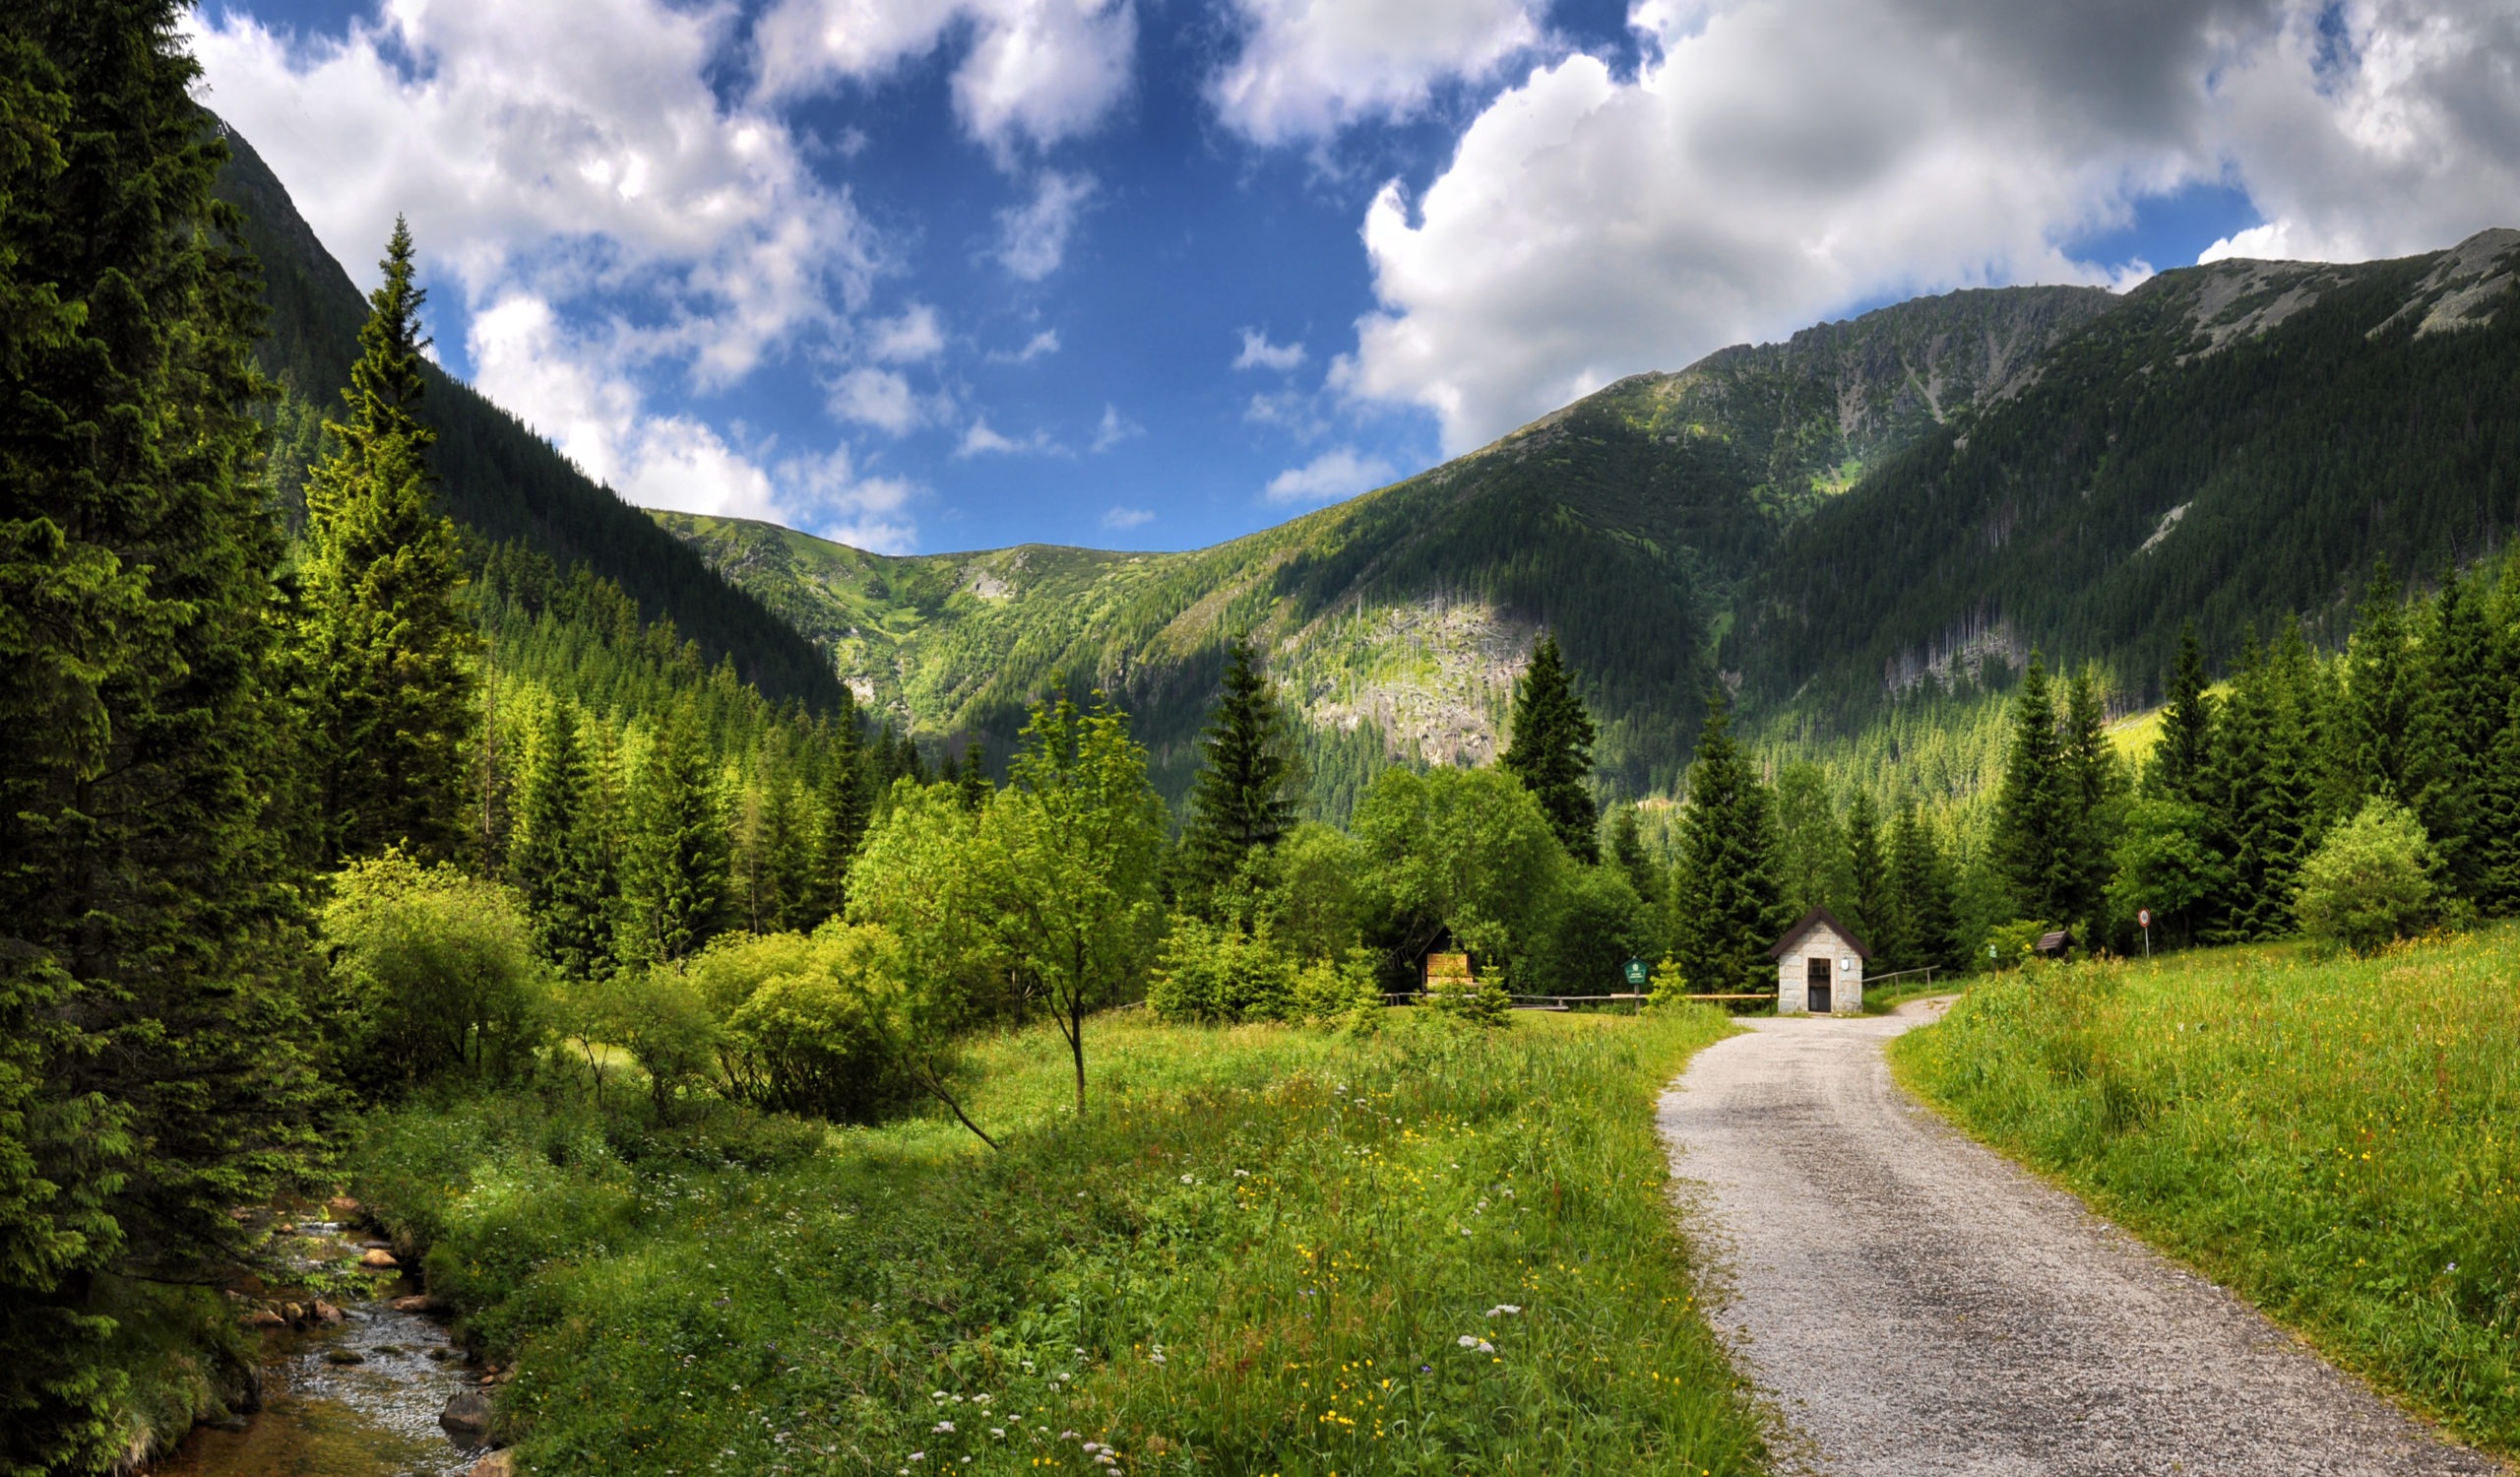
[1657,996,2504,1476]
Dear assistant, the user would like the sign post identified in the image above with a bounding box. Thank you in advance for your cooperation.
[2137,907,2153,959]
[1622,958,1650,990]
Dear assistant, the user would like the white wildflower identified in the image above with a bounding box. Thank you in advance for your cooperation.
[1485,1304,1522,1316]
[933,1421,956,1434]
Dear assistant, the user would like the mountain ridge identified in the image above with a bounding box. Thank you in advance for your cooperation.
[657,231,2519,809]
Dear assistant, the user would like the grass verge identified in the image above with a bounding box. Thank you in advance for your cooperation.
[1889,925,2520,1455]
[357,1006,1764,1475]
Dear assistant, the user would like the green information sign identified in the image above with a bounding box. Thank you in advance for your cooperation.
[1622,958,1651,988]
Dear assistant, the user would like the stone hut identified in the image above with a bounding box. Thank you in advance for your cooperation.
[1767,906,1871,1014]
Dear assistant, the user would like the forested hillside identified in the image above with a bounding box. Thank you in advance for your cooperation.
[660,284,2116,803]
[212,123,845,710]
[1734,231,2520,727]
[660,239,2518,811]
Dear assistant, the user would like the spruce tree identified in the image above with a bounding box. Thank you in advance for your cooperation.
[807,711,870,923]
[1609,804,1664,905]
[1886,802,1963,972]
[1773,762,1850,916]
[2206,634,2280,939]
[1180,639,1299,899]
[510,699,612,977]
[300,217,478,863]
[622,703,728,966]
[958,741,993,813]
[2343,559,2414,806]
[2406,566,2497,902]
[1845,789,1889,950]
[0,7,324,1463]
[2058,669,2122,942]
[2155,621,2216,803]
[1990,655,2073,926]
[1670,693,1787,992]
[2475,558,2520,914]
[1500,633,1600,862]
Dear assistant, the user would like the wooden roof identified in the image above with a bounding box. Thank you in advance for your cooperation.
[1766,905,1873,960]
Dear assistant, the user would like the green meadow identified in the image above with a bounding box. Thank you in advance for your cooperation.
[1893,927,2520,1454]
[357,1007,1766,1476]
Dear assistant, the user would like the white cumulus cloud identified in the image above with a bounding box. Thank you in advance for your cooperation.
[470,293,916,551]
[992,329,1062,362]
[957,417,1061,457]
[829,366,927,434]
[753,0,1137,158]
[1091,403,1144,450]
[1331,0,2520,454]
[1101,505,1154,529]
[1211,0,1544,144]
[869,302,947,362]
[996,170,1097,280]
[1233,328,1307,371]
[1264,446,1394,504]
[191,0,872,389]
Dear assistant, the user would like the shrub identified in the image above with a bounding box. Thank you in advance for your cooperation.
[321,851,549,1094]
[1289,948,1385,1029]
[2294,797,2437,953]
[1148,917,1297,1023]
[580,968,719,1124]
[1644,953,1690,1010]
[1982,918,2051,972]
[680,928,917,1123]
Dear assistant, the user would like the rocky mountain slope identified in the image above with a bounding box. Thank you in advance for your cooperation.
[661,283,2120,801]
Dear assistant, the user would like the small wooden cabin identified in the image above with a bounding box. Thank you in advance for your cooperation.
[1767,907,1871,1014]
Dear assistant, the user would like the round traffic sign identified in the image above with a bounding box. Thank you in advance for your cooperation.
[2137,908,2152,928]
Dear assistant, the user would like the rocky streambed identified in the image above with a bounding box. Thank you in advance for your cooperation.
[152,1210,514,1477]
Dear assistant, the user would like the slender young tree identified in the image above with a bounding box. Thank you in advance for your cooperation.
[1179,639,1300,899]
[300,217,478,863]
[1772,762,1851,917]
[1886,802,1965,972]
[1670,693,1787,992]
[0,8,324,1464]
[1500,633,1601,862]
[957,740,993,812]
[980,690,1166,1113]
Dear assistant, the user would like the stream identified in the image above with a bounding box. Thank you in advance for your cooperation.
[153,1219,493,1477]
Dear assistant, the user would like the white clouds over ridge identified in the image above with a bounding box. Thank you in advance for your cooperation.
[1210,0,1545,143]
[1338,0,2520,452]
[752,0,1136,157]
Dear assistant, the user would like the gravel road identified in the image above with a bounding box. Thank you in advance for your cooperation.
[1657,996,2504,1476]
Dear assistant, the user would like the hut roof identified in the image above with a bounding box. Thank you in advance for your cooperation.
[1766,905,1874,961]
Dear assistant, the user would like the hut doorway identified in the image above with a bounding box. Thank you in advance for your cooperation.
[1806,956,1832,1014]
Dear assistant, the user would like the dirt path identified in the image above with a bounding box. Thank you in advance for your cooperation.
[1658,996,2503,1476]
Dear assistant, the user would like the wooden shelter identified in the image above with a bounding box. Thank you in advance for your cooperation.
[1767,907,1872,1014]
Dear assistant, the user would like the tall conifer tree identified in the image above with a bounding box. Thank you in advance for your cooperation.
[807,707,869,923]
[1180,639,1300,898]
[2155,622,2216,803]
[623,703,728,966]
[1500,633,1600,862]
[511,699,612,977]
[2407,566,2497,901]
[1991,655,2073,926]
[2343,559,2415,807]
[1845,789,1890,950]
[1886,802,1963,972]
[300,217,478,862]
[0,6,324,1463]
[1670,693,1786,991]
[2058,669,2122,940]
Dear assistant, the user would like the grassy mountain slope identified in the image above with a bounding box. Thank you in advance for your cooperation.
[1733,231,2520,726]
[661,286,2113,802]
[211,120,845,710]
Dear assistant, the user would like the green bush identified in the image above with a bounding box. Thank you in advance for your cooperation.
[579,968,719,1124]
[1524,865,1651,994]
[2294,797,2437,953]
[320,852,549,1094]
[680,928,917,1123]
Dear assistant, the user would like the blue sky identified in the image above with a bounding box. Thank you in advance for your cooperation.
[192,0,2520,556]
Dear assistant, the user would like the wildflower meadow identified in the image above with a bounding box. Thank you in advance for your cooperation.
[355,1006,1768,1475]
